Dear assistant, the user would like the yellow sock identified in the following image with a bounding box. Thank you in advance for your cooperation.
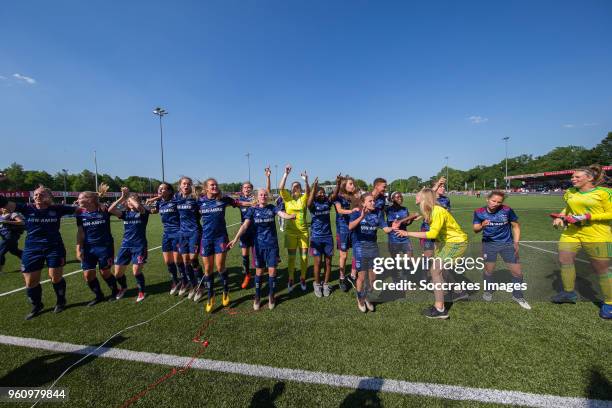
[300,252,308,279]
[560,264,576,292]
[599,272,612,305]
[288,254,296,282]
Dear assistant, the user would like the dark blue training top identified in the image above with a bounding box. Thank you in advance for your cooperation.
[385,205,409,244]
[156,198,180,235]
[245,204,279,249]
[334,195,352,234]
[473,205,518,243]
[309,198,333,240]
[238,195,255,235]
[16,203,75,249]
[119,209,149,247]
[174,193,200,234]
[350,210,386,244]
[198,196,237,240]
[76,208,113,247]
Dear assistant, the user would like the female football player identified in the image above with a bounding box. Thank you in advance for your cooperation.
[550,165,611,319]
[334,175,360,291]
[473,190,530,309]
[110,187,150,303]
[278,165,310,292]
[395,188,468,319]
[349,193,393,312]
[0,206,24,273]
[228,188,295,310]
[1,185,76,319]
[76,184,120,306]
[146,183,185,295]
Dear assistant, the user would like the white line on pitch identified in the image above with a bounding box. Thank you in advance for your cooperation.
[0,335,609,408]
[519,243,593,265]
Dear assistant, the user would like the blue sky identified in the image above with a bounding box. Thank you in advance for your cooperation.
[1,0,610,188]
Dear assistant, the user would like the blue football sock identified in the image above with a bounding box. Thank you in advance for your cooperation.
[26,284,42,306]
[242,255,250,274]
[167,263,178,284]
[220,270,229,294]
[206,274,215,299]
[87,278,104,298]
[512,276,524,298]
[185,264,197,286]
[52,278,66,304]
[177,262,188,285]
[103,275,118,293]
[483,272,494,293]
[135,273,146,293]
[254,275,262,299]
[268,275,276,297]
[117,275,128,289]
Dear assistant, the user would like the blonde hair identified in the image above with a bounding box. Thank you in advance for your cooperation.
[417,188,436,224]
[33,185,53,203]
[576,164,607,186]
[80,183,109,205]
[179,176,199,199]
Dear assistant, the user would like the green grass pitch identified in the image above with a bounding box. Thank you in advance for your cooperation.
[0,194,610,407]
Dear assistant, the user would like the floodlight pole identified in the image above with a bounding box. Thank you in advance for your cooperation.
[153,107,168,182]
[503,136,510,190]
[246,153,251,182]
[444,156,449,188]
[62,169,68,202]
[274,164,278,194]
[93,151,99,190]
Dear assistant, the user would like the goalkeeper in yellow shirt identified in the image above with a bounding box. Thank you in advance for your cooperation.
[278,164,311,292]
[395,188,468,319]
[551,165,611,319]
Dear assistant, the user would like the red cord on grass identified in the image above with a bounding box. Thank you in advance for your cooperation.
[120,307,257,408]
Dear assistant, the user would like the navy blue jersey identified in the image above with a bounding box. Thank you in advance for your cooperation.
[373,194,387,225]
[238,195,254,222]
[334,195,352,233]
[16,203,75,249]
[119,210,149,247]
[385,205,409,244]
[437,195,451,211]
[155,198,180,234]
[245,204,279,249]
[275,196,285,212]
[174,193,200,234]
[473,206,518,243]
[350,210,386,243]
[76,208,113,246]
[0,212,23,238]
[199,196,237,239]
[309,199,333,239]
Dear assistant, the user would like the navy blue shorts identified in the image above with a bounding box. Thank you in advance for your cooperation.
[200,235,229,257]
[388,241,413,256]
[115,246,148,266]
[179,231,201,255]
[336,230,352,251]
[483,242,518,264]
[21,245,66,273]
[353,242,379,272]
[239,230,255,249]
[254,246,279,269]
[162,232,181,253]
[81,244,114,271]
[310,237,334,257]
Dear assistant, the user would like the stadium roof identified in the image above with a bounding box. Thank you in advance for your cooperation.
[504,165,612,181]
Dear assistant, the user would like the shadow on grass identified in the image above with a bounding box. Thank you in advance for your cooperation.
[340,378,383,408]
[547,269,602,306]
[249,381,285,408]
[586,366,611,403]
[0,335,128,387]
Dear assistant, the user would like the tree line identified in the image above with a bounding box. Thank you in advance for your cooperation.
[1,133,609,194]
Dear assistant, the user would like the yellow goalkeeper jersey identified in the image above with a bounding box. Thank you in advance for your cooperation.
[425,205,468,243]
[280,189,309,235]
[562,187,612,240]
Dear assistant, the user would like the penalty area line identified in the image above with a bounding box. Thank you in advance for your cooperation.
[0,335,610,408]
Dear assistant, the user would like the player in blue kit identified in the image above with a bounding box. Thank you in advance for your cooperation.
[199,178,251,313]
[174,177,203,299]
[0,206,24,273]
[473,190,531,309]
[237,181,256,290]
[371,178,388,222]
[334,175,360,292]
[1,185,77,319]
[349,193,393,313]
[385,192,417,258]
[307,177,337,297]
[109,187,150,303]
[228,188,295,310]
[75,186,120,306]
[146,183,186,296]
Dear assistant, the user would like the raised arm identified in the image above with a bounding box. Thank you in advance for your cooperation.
[279,164,291,191]
[302,171,310,199]
[307,177,318,208]
[265,166,271,194]
[329,173,342,202]
[108,187,129,217]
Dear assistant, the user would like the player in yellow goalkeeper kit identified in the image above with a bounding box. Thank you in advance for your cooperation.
[278,165,310,292]
[551,165,612,320]
[396,188,468,320]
